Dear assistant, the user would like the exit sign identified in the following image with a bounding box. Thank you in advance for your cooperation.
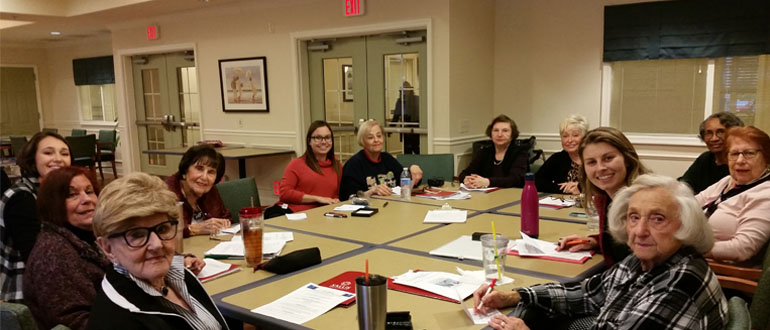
[146,25,159,40]
[344,0,364,16]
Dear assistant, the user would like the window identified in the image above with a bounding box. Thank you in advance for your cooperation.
[78,83,117,123]
[605,55,769,135]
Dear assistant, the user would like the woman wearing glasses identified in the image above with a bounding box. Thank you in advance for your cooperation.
[695,126,770,266]
[22,167,109,330]
[88,172,228,329]
[269,121,342,218]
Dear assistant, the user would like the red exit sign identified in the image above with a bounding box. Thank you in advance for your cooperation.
[146,25,159,40]
[344,0,364,16]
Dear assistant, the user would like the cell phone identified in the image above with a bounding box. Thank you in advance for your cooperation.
[569,212,587,218]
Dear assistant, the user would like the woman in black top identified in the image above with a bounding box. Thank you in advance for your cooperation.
[535,115,588,194]
[459,115,528,188]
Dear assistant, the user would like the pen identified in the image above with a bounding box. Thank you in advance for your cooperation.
[383,202,389,208]
[476,278,497,310]
[564,239,590,247]
[324,212,347,218]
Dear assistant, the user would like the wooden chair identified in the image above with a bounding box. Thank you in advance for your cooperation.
[41,127,58,134]
[96,129,117,181]
[216,177,259,224]
[709,243,770,296]
[65,134,97,175]
[70,128,87,136]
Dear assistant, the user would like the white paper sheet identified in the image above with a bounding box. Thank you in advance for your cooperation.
[416,190,472,200]
[460,183,500,193]
[251,283,354,324]
[513,232,592,261]
[391,270,483,301]
[219,224,241,234]
[539,196,576,208]
[455,267,514,286]
[423,209,468,223]
[197,258,234,278]
[333,204,366,212]
[265,232,294,242]
[429,235,482,260]
[286,213,307,221]
[204,232,292,258]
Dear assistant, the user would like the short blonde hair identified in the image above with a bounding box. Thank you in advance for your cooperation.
[607,174,714,254]
[93,172,179,237]
[559,115,589,135]
[357,119,383,147]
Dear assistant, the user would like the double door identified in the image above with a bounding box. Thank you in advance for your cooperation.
[307,31,427,162]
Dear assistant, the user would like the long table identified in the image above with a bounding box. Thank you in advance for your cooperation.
[192,187,602,329]
[144,146,294,178]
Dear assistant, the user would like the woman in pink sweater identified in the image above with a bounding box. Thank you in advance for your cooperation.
[277,121,342,213]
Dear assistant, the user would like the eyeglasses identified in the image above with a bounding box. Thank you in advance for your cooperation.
[310,135,332,142]
[108,220,178,248]
[702,129,726,139]
[727,149,762,161]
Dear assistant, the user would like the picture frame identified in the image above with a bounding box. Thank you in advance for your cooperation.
[342,64,353,102]
[219,57,269,112]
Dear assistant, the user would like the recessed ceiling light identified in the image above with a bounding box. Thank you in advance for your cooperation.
[50,31,61,36]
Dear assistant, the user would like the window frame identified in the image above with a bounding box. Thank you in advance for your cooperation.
[77,83,118,126]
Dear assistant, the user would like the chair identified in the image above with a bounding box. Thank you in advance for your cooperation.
[70,128,86,136]
[65,134,96,174]
[709,243,770,296]
[216,177,259,224]
[725,265,770,330]
[0,301,72,330]
[471,136,545,172]
[96,129,118,181]
[396,153,454,183]
[9,136,28,158]
[41,128,58,134]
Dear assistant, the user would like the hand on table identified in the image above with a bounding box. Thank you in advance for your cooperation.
[369,183,393,197]
[189,217,231,235]
[472,283,520,315]
[556,235,598,252]
[559,182,579,195]
[409,165,423,187]
[464,174,490,189]
[184,255,206,275]
[314,196,340,205]
[489,314,529,330]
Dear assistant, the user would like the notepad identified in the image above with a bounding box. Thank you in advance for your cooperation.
[197,258,241,283]
[423,209,467,223]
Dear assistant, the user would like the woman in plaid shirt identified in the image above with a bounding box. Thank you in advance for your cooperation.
[474,174,727,330]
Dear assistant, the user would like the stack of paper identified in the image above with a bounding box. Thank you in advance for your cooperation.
[333,204,366,212]
[508,232,593,263]
[415,189,471,200]
[460,183,501,193]
[197,258,241,282]
[539,196,576,209]
[391,270,484,302]
[205,232,295,259]
[423,209,468,223]
[251,283,354,325]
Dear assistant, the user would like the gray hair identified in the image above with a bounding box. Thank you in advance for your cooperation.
[607,174,714,254]
[698,112,744,141]
[559,115,589,135]
[357,119,383,147]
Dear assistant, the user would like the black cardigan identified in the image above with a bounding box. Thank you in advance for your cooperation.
[459,143,529,188]
[535,150,577,193]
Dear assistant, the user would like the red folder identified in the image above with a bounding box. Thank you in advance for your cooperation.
[506,249,595,264]
[414,189,458,198]
[318,271,362,307]
[387,270,462,303]
[197,263,241,283]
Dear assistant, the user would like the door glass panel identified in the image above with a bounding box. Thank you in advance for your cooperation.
[322,57,355,163]
[141,68,165,165]
[178,67,200,147]
[384,53,420,154]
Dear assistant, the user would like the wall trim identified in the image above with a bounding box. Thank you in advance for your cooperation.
[433,134,486,146]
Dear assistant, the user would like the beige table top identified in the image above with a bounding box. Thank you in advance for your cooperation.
[390,213,604,280]
[142,145,242,155]
[374,186,522,212]
[264,201,443,245]
[184,230,361,295]
[219,147,294,159]
[498,203,587,222]
[220,248,556,330]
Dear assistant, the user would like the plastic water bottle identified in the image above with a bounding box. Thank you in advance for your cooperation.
[400,167,411,201]
[521,172,539,238]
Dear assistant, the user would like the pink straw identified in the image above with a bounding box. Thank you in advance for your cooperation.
[365,259,369,285]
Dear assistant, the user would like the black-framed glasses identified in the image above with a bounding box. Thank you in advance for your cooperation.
[109,220,179,248]
[727,149,762,161]
[310,135,332,142]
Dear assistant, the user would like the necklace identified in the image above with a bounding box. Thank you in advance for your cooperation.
[493,159,502,166]
[160,285,168,296]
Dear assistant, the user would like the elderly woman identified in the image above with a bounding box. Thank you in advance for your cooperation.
[535,115,588,194]
[558,127,650,266]
[23,167,109,330]
[88,172,228,329]
[459,115,528,188]
[695,126,770,266]
[680,112,744,194]
[0,131,71,302]
[474,174,727,330]
[166,145,231,237]
[339,120,422,200]
[276,121,342,213]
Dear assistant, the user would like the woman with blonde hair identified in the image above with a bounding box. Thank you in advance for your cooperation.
[535,115,588,194]
[558,127,650,266]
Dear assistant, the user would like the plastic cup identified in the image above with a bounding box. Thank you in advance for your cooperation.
[585,198,600,232]
[480,234,508,280]
[240,206,263,267]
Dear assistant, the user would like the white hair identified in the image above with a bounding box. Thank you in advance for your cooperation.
[357,119,383,147]
[607,174,714,254]
[559,115,589,135]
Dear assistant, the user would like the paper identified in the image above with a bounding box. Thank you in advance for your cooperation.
[391,270,483,301]
[423,210,468,223]
[511,232,592,261]
[205,232,293,258]
[391,186,402,195]
[333,204,366,212]
[219,224,241,234]
[265,232,294,241]
[198,258,234,278]
[539,196,576,208]
[460,183,500,193]
[430,235,483,261]
[455,267,514,286]
[251,283,354,324]
[286,213,307,221]
[465,308,502,325]
[415,189,471,200]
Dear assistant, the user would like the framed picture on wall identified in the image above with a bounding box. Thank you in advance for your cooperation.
[342,64,353,102]
[218,57,269,112]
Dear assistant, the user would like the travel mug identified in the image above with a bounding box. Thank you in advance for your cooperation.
[355,274,387,330]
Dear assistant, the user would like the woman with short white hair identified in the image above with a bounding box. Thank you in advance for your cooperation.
[473,174,726,330]
[339,120,422,200]
[535,115,588,194]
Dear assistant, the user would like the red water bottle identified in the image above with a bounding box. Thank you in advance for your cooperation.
[521,172,539,238]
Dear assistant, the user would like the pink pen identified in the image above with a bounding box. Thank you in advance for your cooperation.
[476,278,498,310]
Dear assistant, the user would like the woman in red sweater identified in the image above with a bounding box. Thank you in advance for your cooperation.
[275,120,342,214]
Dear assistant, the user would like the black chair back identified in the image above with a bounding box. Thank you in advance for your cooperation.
[65,134,96,167]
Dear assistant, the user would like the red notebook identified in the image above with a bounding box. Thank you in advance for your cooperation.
[197,263,241,283]
[507,250,595,264]
[318,271,362,307]
[413,189,458,198]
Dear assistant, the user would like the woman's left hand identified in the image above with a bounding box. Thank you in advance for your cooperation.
[559,182,579,195]
[466,175,490,188]
[184,255,206,275]
[409,165,423,187]
[488,314,529,330]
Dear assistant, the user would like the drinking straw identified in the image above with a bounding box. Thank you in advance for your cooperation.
[491,221,502,281]
[365,259,370,285]
[250,196,254,207]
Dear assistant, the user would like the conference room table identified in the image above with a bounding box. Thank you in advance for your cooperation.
[143,145,294,178]
[189,187,604,330]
